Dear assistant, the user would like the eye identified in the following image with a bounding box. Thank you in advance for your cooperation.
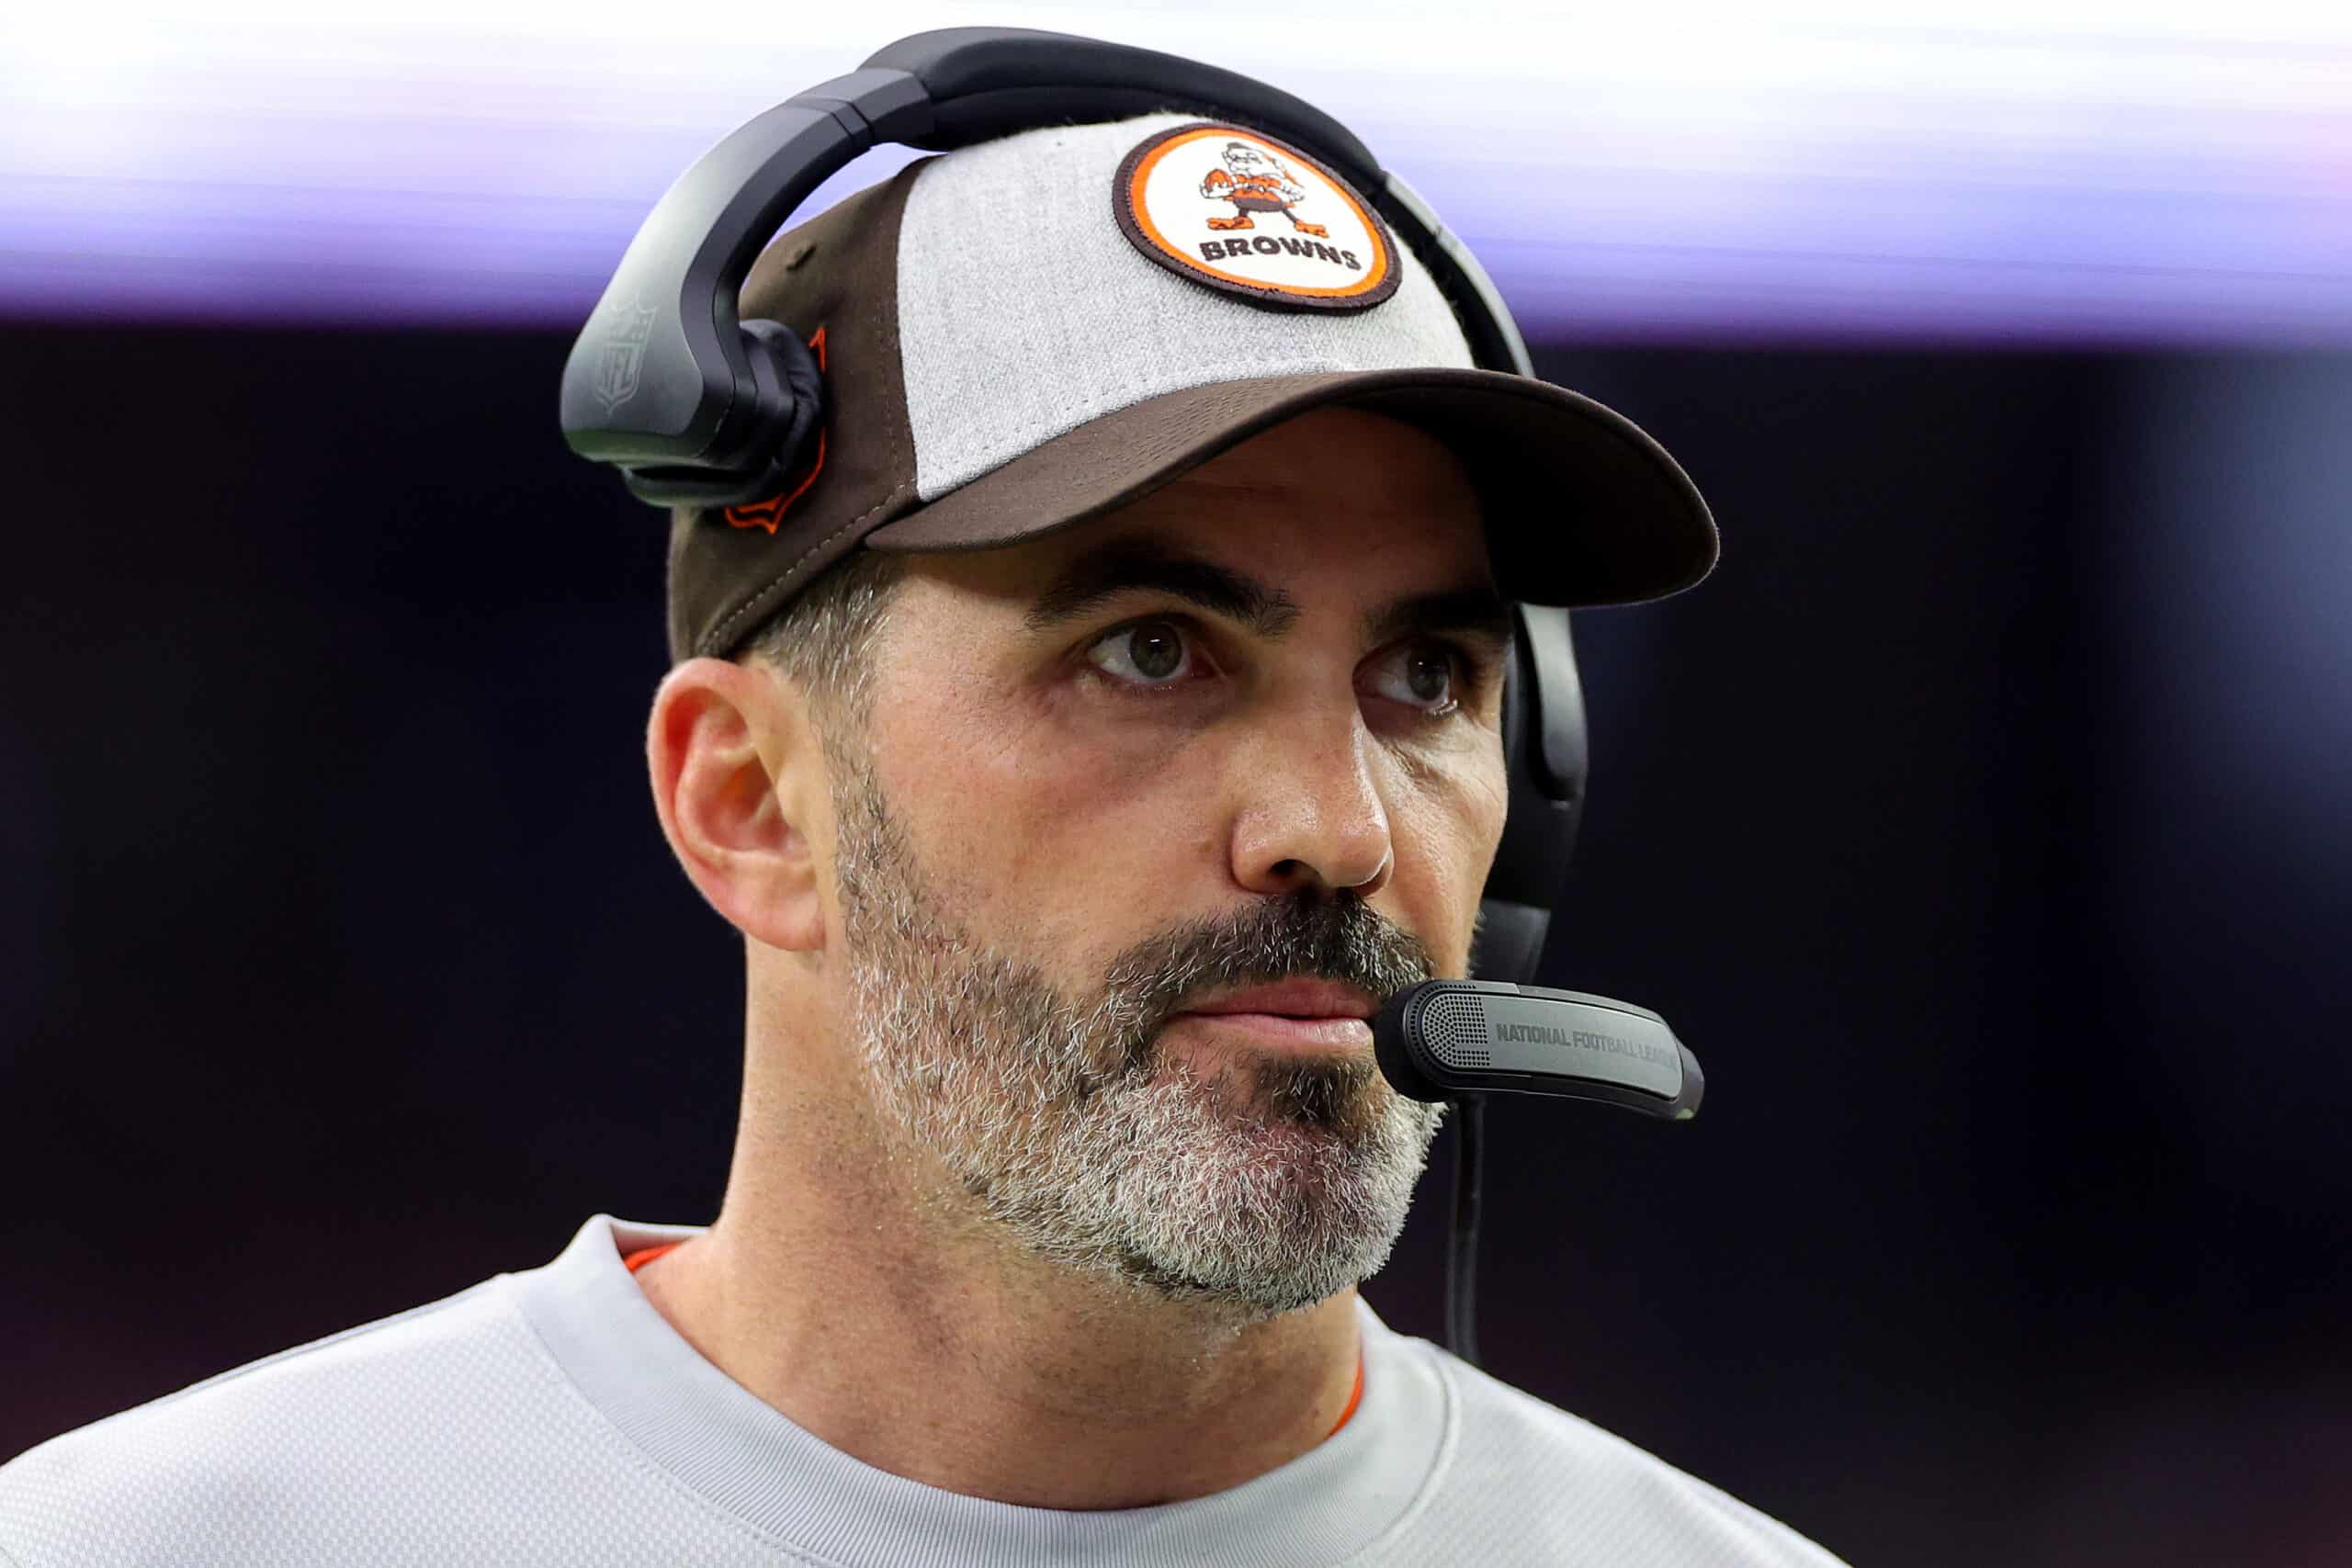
[1081,621,1472,712]
[1364,639,1462,715]
[1084,617,1202,689]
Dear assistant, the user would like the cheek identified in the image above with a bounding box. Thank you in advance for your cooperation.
[1382,744,1509,967]
[869,669,1221,951]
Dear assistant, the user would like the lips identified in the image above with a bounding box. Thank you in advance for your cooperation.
[1173,1012,1374,1049]
[1179,979,1379,1020]
[1171,979,1379,1050]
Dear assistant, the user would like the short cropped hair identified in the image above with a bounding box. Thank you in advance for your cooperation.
[736,549,906,737]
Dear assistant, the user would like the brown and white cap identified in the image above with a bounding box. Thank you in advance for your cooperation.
[666,110,1716,662]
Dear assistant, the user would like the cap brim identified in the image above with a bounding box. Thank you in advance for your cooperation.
[862,367,1716,606]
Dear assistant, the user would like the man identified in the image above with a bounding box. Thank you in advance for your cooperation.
[0,109,1846,1565]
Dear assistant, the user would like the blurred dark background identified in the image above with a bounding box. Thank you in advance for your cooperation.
[4,321,2347,1567]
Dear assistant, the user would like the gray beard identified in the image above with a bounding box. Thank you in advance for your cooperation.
[827,742,1448,1322]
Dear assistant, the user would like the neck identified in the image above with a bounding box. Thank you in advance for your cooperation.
[632,1045,1363,1510]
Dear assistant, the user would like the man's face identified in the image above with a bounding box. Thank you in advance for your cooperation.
[823,406,1511,1320]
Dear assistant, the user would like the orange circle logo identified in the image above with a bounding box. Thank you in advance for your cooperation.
[1113,123,1400,312]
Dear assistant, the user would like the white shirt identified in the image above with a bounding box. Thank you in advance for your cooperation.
[0,1214,1847,1566]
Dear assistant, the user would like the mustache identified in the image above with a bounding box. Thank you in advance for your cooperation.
[1095,890,1438,1072]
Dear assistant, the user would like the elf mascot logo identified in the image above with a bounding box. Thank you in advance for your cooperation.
[1198,141,1329,237]
[1114,122,1401,313]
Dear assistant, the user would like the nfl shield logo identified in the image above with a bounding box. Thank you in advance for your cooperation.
[590,296,662,412]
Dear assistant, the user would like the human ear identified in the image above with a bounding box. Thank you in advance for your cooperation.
[645,657,825,953]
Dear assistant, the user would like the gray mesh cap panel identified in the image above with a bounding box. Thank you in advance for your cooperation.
[894,112,1475,502]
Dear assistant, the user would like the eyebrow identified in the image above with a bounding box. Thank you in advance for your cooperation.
[1023,538,1516,660]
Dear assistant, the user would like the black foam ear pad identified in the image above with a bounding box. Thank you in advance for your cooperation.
[1474,606,1588,983]
[735,319,827,495]
[1484,608,1584,907]
[1472,897,1550,985]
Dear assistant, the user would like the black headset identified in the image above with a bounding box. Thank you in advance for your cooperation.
[562,26,1611,1365]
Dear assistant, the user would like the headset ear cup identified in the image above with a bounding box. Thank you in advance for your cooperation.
[1479,604,1583,984]
[1498,619,1527,779]
[735,319,827,498]
[1473,897,1549,984]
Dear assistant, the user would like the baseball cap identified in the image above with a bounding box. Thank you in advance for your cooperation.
[664,111,1716,663]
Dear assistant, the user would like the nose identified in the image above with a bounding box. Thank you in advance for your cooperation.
[1229,705,1394,900]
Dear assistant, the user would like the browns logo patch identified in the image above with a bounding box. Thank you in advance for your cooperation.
[1113,123,1399,313]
